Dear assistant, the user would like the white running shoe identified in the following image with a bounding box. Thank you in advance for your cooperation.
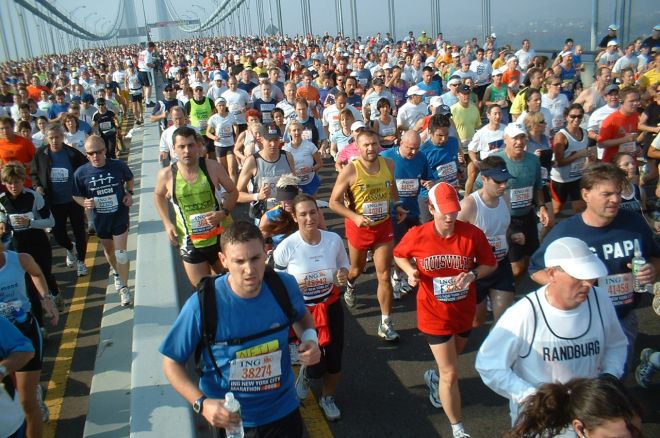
[119,287,132,306]
[319,396,341,421]
[295,365,310,400]
[77,260,88,277]
[424,369,442,408]
[113,273,122,291]
[66,249,76,268]
[377,319,400,342]
[36,384,49,422]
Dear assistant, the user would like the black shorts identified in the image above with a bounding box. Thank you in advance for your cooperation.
[475,84,490,100]
[423,329,471,345]
[95,212,129,240]
[15,315,43,372]
[306,300,344,377]
[476,259,516,303]
[507,209,540,263]
[180,241,220,265]
[215,146,235,158]
[236,123,248,134]
[550,179,582,204]
[393,215,421,243]
[130,93,143,103]
[137,71,151,87]
[218,407,302,438]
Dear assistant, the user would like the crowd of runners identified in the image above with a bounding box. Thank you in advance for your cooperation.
[1,22,660,438]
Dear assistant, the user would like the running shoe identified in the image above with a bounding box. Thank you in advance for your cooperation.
[319,396,341,421]
[295,365,310,400]
[53,294,64,312]
[377,319,400,342]
[119,287,132,306]
[66,249,76,268]
[400,281,413,295]
[366,250,373,262]
[635,348,657,388]
[113,273,123,291]
[453,430,471,438]
[36,384,49,422]
[87,223,96,236]
[423,369,442,408]
[391,271,402,300]
[77,260,88,277]
[344,282,357,308]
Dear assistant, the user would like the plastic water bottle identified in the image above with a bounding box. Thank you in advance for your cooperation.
[631,240,647,293]
[224,392,244,438]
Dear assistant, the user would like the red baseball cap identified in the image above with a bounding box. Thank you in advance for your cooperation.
[429,182,461,214]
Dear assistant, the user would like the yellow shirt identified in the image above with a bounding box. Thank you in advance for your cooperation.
[450,102,481,143]
[348,156,393,225]
[492,58,506,70]
[638,69,660,92]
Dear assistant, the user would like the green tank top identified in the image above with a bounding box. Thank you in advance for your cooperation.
[487,84,508,103]
[189,98,212,132]
[171,158,222,249]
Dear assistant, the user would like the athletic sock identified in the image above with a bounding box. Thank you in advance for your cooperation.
[451,422,465,435]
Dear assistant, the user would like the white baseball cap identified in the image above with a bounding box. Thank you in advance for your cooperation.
[544,237,607,280]
[351,121,366,131]
[504,123,526,138]
[407,85,426,97]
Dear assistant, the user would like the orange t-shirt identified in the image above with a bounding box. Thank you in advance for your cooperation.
[502,69,521,87]
[598,110,639,163]
[296,86,321,118]
[0,136,36,187]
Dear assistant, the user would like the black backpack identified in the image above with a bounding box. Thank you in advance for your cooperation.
[194,268,296,378]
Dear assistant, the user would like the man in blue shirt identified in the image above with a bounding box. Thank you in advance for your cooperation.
[161,222,320,436]
[416,66,443,105]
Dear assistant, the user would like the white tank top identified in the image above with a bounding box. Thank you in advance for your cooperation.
[550,128,588,183]
[377,116,397,145]
[471,191,511,261]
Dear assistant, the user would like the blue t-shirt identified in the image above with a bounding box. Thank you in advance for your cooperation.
[347,94,362,110]
[440,91,459,107]
[416,80,443,105]
[381,147,428,218]
[419,136,460,195]
[159,272,307,427]
[48,148,74,205]
[79,120,92,135]
[528,209,660,319]
[0,315,34,358]
[48,103,69,120]
[73,159,133,216]
[0,251,30,322]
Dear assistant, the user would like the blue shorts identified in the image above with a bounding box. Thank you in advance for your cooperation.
[299,174,321,195]
[94,209,129,239]
[476,257,516,303]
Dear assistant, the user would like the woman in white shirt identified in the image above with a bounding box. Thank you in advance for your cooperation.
[273,194,349,422]
[62,114,87,152]
[283,121,323,195]
[466,106,506,194]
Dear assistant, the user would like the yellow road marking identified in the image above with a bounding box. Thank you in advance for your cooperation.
[295,367,334,437]
[44,238,100,437]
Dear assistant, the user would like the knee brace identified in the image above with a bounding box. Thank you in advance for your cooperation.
[115,249,129,265]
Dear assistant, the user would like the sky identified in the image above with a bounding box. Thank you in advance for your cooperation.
[1,0,659,62]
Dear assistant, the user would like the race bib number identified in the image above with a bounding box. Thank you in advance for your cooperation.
[220,126,233,138]
[229,104,242,115]
[509,186,533,210]
[93,194,119,213]
[619,141,636,153]
[50,167,69,183]
[189,213,221,241]
[432,276,469,302]
[598,273,634,306]
[381,125,396,136]
[396,178,419,197]
[229,350,282,393]
[362,200,388,221]
[99,121,113,131]
[488,234,508,260]
[297,269,334,300]
[569,157,587,179]
[358,77,368,87]
[436,161,458,184]
[302,129,313,141]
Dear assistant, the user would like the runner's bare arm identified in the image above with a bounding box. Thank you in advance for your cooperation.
[154,168,178,245]
[207,159,238,211]
[457,193,476,224]
[236,155,258,203]
[19,252,58,326]
[329,162,359,221]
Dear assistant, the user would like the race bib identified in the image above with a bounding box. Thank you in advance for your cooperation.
[488,234,508,260]
[598,273,634,306]
[432,276,469,302]
[189,213,221,241]
[362,200,388,221]
[198,120,208,130]
[229,104,241,114]
[619,141,636,153]
[99,121,113,131]
[229,350,282,393]
[381,125,396,136]
[509,186,533,210]
[436,161,458,183]
[220,125,233,138]
[396,178,419,197]
[93,194,119,213]
[50,167,69,183]
[569,157,587,179]
[297,269,334,300]
[302,129,313,141]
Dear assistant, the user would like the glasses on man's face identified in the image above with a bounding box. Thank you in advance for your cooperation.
[86,149,105,156]
[567,114,584,119]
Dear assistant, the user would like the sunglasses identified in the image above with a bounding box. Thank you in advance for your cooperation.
[86,149,105,156]
[567,114,584,119]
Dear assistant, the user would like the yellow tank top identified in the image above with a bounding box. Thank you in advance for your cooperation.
[348,156,393,225]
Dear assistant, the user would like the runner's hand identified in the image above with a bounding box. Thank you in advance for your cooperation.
[298,341,321,366]
[352,214,372,227]
[395,206,408,224]
[83,198,95,209]
[123,193,133,207]
[335,268,348,287]
[42,296,59,326]
[510,232,525,246]
[165,224,178,246]
[627,262,656,286]
[201,398,241,429]
[453,271,474,290]
[407,270,420,287]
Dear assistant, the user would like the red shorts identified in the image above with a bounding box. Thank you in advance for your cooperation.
[345,218,394,250]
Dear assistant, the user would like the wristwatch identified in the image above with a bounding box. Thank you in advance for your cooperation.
[193,395,207,414]
[469,269,478,280]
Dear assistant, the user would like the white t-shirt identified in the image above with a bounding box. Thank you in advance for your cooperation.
[322,104,362,135]
[221,89,251,125]
[0,382,24,438]
[64,130,87,152]
[514,48,536,70]
[467,123,506,159]
[397,101,427,131]
[541,93,570,129]
[283,140,318,185]
[138,49,153,72]
[273,230,350,302]
[208,113,236,147]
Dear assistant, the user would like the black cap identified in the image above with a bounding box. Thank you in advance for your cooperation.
[96,97,106,105]
[276,185,298,201]
[372,77,385,86]
[457,84,471,94]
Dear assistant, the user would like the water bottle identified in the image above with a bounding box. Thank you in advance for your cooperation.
[224,392,244,438]
[631,240,647,293]
[12,306,27,323]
